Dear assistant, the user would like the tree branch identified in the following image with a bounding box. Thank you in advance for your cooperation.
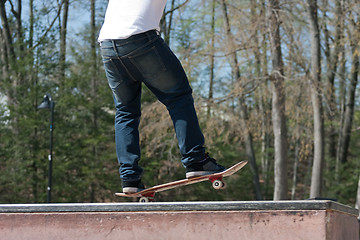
[30,0,65,50]
[164,0,190,16]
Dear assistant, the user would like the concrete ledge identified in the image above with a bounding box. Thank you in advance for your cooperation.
[0,201,358,240]
[0,200,357,213]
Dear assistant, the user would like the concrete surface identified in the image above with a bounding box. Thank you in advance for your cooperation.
[0,200,358,240]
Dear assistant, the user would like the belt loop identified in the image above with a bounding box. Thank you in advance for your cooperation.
[112,40,120,55]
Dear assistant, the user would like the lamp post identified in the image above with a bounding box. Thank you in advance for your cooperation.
[38,94,55,203]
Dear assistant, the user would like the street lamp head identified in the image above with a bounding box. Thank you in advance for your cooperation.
[38,94,52,110]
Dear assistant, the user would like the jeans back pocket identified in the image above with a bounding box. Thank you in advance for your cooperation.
[128,46,167,79]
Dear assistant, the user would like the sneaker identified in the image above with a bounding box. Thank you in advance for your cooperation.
[122,179,145,194]
[185,153,226,178]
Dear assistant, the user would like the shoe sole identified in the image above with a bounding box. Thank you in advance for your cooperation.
[122,187,143,194]
[186,171,220,179]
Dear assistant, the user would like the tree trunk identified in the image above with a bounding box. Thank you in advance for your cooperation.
[29,0,40,203]
[0,0,15,62]
[335,48,346,179]
[160,0,189,45]
[323,0,343,160]
[259,0,271,197]
[165,0,175,45]
[251,0,270,200]
[307,0,324,199]
[0,0,15,100]
[268,0,288,200]
[90,0,99,203]
[0,0,18,126]
[356,176,360,216]
[59,0,69,87]
[0,28,7,80]
[207,0,216,115]
[337,15,359,164]
[291,100,302,200]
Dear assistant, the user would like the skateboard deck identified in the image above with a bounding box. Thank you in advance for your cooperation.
[115,160,248,202]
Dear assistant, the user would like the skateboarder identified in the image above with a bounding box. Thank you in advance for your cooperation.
[98,0,225,194]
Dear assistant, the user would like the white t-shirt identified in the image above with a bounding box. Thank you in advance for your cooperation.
[98,0,167,42]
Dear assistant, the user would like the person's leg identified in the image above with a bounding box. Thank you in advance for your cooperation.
[113,90,143,182]
[133,35,225,176]
[100,40,144,191]
[114,92,146,192]
[132,36,206,166]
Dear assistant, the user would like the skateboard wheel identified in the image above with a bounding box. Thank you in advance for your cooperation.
[221,181,227,189]
[139,197,149,203]
[212,180,223,190]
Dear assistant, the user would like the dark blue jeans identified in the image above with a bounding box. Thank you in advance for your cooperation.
[100,30,205,182]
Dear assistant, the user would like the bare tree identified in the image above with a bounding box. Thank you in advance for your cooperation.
[59,0,69,92]
[220,0,262,200]
[323,0,344,160]
[207,0,216,115]
[89,0,99,202]
[257,0,272,197]
[307,0,324,198]
[337,9,359,164]
[268,0,288,200]
[0,0,16,103]
[356,176,360,216]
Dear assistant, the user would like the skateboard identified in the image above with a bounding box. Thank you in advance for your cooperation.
[115,160,248,202]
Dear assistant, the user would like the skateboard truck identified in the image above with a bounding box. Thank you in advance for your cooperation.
[138,192,155,203]
[209,176,226,190]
